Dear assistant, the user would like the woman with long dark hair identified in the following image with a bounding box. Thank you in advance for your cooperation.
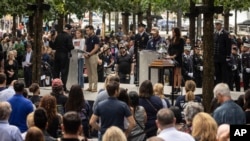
[65,84,91,138]
[138,80,163,138]
[168,27,184,93]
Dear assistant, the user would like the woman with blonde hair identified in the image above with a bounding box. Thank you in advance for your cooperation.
[4,50,18,85]
[192,112,218,141]
[39,95,62,138]
[153,83,171,108]
[102,126,127,141]
[175,80,202,114]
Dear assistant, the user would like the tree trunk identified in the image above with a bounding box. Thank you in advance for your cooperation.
[122,12,130,35]
[189,0,196,48]
[28,14,35,36]
[138,12,143,24]
[12,14,17,37]
[89,11,93,25]
[108,12,111,31]
[146,2,152,33]
[197,15,202,38]
[101,12,106,38]
[57,14,64,33]
[177,9,182,29]
[115,12,119,32]
[224,10,230,31]
[234,9,237,35]
[132,12,136,32]
[202,0,215,113]
[32,0,43,84]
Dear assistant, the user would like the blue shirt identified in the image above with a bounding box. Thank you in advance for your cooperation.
[94,97,131,135]
[8,94,34,133]
[0,120,23,141]
[213,100,246,125]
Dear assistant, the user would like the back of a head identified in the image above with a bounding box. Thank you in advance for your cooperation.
[244,90,250,109]
[106,81,120,97]
[26,112,34,128]
[102,126,127,141]
[153,83,164,98]
[169,106,183,124]
[139,80,153,98]
[29,83,40,93]
[213,83,230,97]
[192,112,218,141]
[63,111,81,135]
[183,101,204,124]
[128,91,139,107]
[185,80,196,101]
[34,107,48,130]
[147,136,164,141]
[118,87,129,105]
[25,126,45,141]
[0,101,12,120]
[108,75,120,84]
[0,73,6,84]
[217,124,230,141]
[157,108,175,126]
[14,80,25,93]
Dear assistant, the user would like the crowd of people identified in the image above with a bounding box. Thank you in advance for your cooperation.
[1,18,250,141]
[0,72,249,141]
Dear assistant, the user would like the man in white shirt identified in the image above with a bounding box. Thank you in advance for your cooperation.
[156,108,195,141]
[22,42,33,87]
[0,73,15,102]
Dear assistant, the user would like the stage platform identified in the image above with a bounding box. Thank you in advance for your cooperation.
[28,82,244,104]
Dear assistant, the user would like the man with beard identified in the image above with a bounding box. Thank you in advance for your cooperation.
[146,27,166,51]
[115,44,134,84]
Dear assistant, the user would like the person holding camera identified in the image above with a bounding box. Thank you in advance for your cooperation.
[49,24,74,92]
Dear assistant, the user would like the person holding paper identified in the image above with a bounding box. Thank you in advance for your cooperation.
[73,29,85,88]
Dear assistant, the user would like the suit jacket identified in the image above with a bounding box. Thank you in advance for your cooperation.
[135,31,149,50]
[214,29,231,63]
[22,51,33,67]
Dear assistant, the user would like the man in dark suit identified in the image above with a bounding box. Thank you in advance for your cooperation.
[134,23,149,85]
[22,42,33,87]
[96,25,101,36]
[214,20,231,86]
[49,24,74,92]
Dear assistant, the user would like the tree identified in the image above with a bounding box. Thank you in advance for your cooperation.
[215,0,250,32]
[202,0,215,113]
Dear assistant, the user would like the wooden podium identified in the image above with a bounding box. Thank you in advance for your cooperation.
[148,59,175,105]
[149,59,174,66]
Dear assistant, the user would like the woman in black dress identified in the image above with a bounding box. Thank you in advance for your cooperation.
[4,50,18,85]
[168,27,184,93]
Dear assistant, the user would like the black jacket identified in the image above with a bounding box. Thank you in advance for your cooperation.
[49,31,74,54]
[214,29,231,63]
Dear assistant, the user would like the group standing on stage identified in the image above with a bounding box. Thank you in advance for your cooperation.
[1,20,250,93]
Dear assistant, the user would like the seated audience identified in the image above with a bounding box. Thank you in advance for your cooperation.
[60,111,87,141]
[102,126,127,141]
[153,83,171,108]
[192,112,218,141]
[175,80,202,119]
[213,83,246,125]
[156,108,195,141]
[8,80,34,133]
[0,101,23,141]
[25,126,45,141]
